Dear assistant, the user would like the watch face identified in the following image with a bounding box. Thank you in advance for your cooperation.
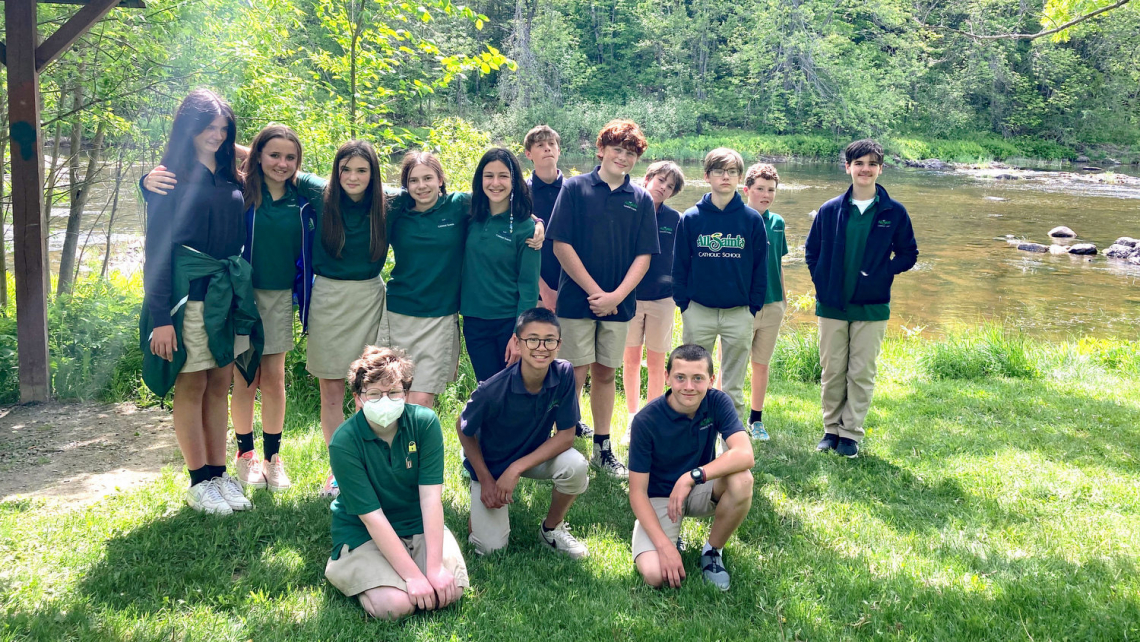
[691,469,701,480]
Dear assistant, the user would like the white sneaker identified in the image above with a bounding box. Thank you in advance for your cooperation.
[539,521,589,559]
[186,479,233,515]
[263,454,292,492]
[590,440,628,478]
[216,473,253,511]
[234,451,266,490]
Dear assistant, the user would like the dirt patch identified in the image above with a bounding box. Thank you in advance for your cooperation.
[0,401,179,507]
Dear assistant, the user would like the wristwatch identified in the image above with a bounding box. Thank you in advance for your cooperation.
[689,467,706,485]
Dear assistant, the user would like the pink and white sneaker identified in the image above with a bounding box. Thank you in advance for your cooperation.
[264,454,292,493]
[234,450,266,490]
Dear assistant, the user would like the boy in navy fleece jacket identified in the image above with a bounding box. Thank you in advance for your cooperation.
[804,139,918,458]
[672,148,769,423]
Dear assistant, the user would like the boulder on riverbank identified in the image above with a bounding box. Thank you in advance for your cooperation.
[1105,244,1137,259]
[1049,226,1077,238]
[1018,242,1050,253]
[1068,243,1098,255]
[904,158,950,170]
[1113,237,1139,248]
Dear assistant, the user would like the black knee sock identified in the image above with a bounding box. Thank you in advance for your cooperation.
[263,432,282,462]
[749,409,763,424]
[593,433,609,448]
[236,431,255,455]
[207,464,226,480]
[189,466,211,487]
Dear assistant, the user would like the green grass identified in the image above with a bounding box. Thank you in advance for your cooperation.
[3,327,1140,640]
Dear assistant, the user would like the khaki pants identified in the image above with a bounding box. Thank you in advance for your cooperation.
[681,302,754,422]
[630,483,717,560]
[818,318,887,442]
[325,528,469,597]
[468,449,590,554]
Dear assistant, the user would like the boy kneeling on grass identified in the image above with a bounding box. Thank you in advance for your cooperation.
[628,344,755,591]
[457,307,590,558]
[325,346,467,619]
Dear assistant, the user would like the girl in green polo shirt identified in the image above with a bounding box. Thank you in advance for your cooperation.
[460,148,540,382]
[381,151,546,409]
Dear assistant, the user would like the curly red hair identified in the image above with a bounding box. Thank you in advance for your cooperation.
[595,119,648,158]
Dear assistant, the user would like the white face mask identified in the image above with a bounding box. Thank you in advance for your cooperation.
[363,396,405,427]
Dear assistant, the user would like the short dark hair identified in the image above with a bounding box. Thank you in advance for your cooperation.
[643,161,685,196]
[524,125,561,151]
[515,307,561,337]
[703,147,744,176]
[844,139,884,165]
[667,344,714,376]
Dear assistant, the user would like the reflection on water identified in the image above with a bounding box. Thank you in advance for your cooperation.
[22,159,1140,339]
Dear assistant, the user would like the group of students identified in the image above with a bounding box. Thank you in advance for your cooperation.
[140,88,918,617]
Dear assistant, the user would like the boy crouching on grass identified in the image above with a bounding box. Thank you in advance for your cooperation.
[325,347,467,619]
[743,163,789,442]
[628,344,754,591]
[457,307,590,558]
[805,139,918,458]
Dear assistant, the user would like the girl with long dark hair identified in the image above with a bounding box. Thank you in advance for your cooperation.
[140,89,261,515]
[460,148,540,381]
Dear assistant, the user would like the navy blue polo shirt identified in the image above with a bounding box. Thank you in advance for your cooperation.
[635,203,681,301]
[546,167,660,322]
[529,171,564,291]
[628,388,744,498]
[459,359,580,478]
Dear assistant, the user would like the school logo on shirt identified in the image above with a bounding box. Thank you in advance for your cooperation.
[876,219,892,228]
[438,218,456,229]
[697,233,745,256]
[623,201,638,212]
[659,225,674,235]
[698,418,713,430]
[496,230,512,242]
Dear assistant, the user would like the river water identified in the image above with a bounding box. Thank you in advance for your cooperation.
[27,160,1140,339]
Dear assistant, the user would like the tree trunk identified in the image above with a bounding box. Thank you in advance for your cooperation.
[58,80,106,296]
[1,102,8,309]
[101,151,126,280]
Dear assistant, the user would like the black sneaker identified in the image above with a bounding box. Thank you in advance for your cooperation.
[590,441,628,477]
[836,437,859,458]
[575,421,594,438]
[816,433,839,452]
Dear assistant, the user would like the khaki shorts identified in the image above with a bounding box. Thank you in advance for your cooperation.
[625,298,676,354]
[558,317,628,369]
[180,301,250,373]
[255,288,295,355]
[306,275,386,380]
[377,311,460,395]
[751,300,787,365]
[631,483,717,560]
[325,527,469,597]
[468,449,590,554]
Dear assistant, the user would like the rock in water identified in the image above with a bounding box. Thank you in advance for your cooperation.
[808,209,818,219]
[1018,243,1050,253]
[1049,244,1069,255]
[1068,243,1098,255]
[1076,155,1090,163]
[1105,244,1138,259]
[1048,226,1077,238]
[1113,237,1139,248]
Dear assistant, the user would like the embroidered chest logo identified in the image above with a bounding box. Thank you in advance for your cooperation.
[622,201,638,212]
[876,219,892,228]
[698,418,713,431]
[659,226,674,235]
[437,218,455,229]
[496,230,512,242]
[697,233,746,252]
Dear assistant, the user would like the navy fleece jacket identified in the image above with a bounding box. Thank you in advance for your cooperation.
[804,184,918,310]
[672,192,769,315]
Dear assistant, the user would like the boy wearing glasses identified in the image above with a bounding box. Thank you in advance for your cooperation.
[456,307,590,558]
[672,148,769,423]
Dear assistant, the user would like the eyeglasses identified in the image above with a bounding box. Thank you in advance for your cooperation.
[521,337,561,350]
[709,169,741,178]
[362,389,406,402]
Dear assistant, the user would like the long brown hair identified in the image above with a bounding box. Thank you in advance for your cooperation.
[160,88,239,182]
[240,124,303,211]
[398,151,448,196]
[322,140,386,262]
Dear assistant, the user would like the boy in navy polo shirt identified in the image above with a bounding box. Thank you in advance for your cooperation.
[457,308,591,558]
[622,161,685,444]
[805,139,918,458]
[524,125,564,312]
[672,148,769,424]
[628,344,755,591]
[547,119,660,477]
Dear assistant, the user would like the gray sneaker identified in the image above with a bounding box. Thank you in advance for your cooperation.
[590,440,628,478]
[700,547,730,591]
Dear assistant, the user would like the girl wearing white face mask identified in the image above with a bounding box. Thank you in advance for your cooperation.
[324,346,468,619]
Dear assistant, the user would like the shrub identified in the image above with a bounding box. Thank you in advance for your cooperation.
[920,325,1039,380]
[770,330,822,383]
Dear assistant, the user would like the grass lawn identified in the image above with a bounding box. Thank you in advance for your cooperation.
[3,331,1140,641]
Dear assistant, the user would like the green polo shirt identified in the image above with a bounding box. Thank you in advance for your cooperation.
[312,193,386,282]
[761,210,789,304]
[386,191,470,317]
[460,213,540,319]
[327,405,445,559]
[816,198,890,322]
[250,183,305,290]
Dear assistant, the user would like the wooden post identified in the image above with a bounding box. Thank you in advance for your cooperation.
[6,0,51,403]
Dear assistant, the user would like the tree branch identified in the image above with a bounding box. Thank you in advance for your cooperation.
[930,0,1133,40]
